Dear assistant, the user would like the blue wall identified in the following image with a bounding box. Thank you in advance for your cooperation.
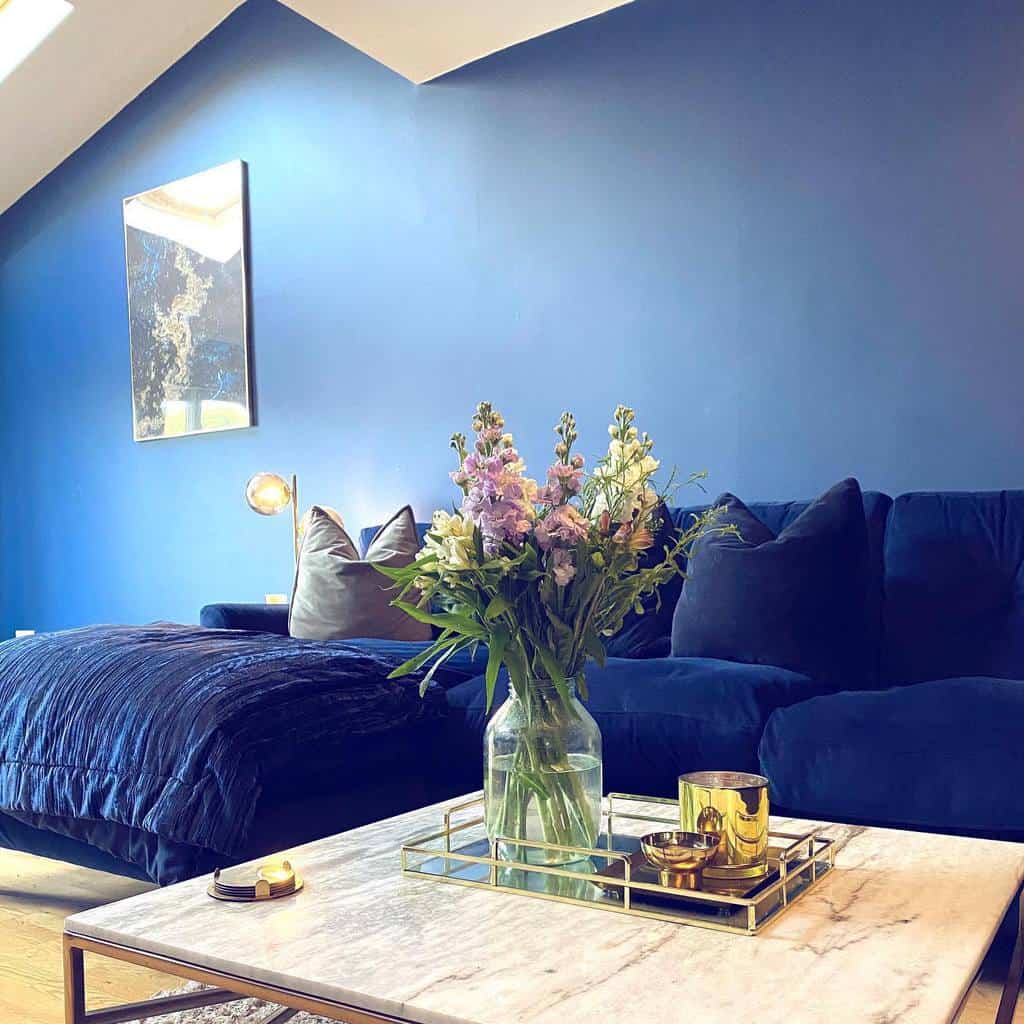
[1,0,1022,636]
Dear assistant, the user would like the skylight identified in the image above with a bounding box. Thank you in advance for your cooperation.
[0,0,73,85]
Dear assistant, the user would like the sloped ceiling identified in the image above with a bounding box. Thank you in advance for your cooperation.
[0,0,633,216]
[282,0,633,85]
[0,0,243,217]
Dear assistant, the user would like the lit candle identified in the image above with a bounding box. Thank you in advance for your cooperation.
[258,860,294,885]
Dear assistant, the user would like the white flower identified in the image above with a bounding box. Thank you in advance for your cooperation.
[592,439,660,521]
[422,510,476,573]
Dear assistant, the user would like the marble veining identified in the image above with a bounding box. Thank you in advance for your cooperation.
[67,796,1024,1024]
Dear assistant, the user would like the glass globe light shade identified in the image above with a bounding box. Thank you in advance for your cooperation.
[245,473,292,516]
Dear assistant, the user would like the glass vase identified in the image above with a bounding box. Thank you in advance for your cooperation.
[483,677,602,865]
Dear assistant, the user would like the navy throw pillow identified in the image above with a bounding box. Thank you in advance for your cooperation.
[605,503,682,659]
[670,478,870,688]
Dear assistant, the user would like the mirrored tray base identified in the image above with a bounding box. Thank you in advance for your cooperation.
[400,793,835,936]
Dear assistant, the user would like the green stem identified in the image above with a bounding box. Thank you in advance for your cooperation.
[488,682,598,864]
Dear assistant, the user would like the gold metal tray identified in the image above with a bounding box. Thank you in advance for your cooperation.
[400,793,835,935]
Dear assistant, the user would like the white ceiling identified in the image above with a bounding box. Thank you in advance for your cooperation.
[283,0,633,85]
[0,0,632,217]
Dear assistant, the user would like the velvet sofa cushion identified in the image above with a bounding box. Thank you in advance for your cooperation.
[200,603,290,634]
[290,505,431,642]
[446,658,828,799]
[358,498,896,668]
[881,491,1024,685]
[197,609,480,688]
[671,479,871,689]
[759,677,1024,836]
[665,491,891,679]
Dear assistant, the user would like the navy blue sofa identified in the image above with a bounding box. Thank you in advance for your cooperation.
[8,489,1014,886]
[208,489,1024,847]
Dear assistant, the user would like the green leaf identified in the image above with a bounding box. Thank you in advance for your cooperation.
[543,604,573,639]
[526,629,573,709]
[374,553,438,580]
[582,630,606,668]
[418,639,471,696]
[484,593,512,621]
[503,640,529,701]
[484,625,509,713]
[392,601,486,638]
[386,639,453,679]
[576,672,590,700]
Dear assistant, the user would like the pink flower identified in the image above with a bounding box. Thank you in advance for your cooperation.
[459,447,536,556]
[454,405,540,556]
[549,547,576,586]
[535,504,589,551]
[537,460,584,506]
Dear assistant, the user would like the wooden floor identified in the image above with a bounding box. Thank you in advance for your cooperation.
[0,848,1018,1024]
[0,849,176,1024]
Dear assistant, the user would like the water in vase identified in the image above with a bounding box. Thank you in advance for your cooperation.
[485,752,602,865]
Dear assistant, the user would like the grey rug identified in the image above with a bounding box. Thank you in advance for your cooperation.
[131,983,334,1022]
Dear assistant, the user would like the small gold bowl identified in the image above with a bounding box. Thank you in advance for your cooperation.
[640,830,721,890]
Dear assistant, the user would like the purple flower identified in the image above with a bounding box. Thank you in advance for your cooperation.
[454,407,539,556]
[537,460,584,506]
[535,503,589,551]
[549,547,576,586]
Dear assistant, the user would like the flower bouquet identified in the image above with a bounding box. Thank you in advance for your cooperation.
[382,402,727,864]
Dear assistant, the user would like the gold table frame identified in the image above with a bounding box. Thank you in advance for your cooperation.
[62,933,404,1024]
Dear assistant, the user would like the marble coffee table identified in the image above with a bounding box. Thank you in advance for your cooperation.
[64,794,1024,1024]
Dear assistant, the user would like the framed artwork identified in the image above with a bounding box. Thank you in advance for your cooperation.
[123,160,252,442]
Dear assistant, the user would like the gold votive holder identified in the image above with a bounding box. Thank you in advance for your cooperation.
[208,859,303,902]
[678,770,769,880]
[640,830,721,890]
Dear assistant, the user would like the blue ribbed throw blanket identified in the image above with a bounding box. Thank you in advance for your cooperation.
[0,624,444,857]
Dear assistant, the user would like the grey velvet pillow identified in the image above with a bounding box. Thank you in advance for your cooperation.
[288,505,431,642]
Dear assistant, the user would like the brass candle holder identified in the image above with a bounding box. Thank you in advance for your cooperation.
[679,771,770,880]
[639,830,721,890]
[208,859,303,902]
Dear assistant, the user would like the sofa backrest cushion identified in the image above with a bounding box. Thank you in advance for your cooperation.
[881,491,1024,684]
[670,490,892,681]
[290,506,431,642]
[358,493,897,669]
[671,479,872,688]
